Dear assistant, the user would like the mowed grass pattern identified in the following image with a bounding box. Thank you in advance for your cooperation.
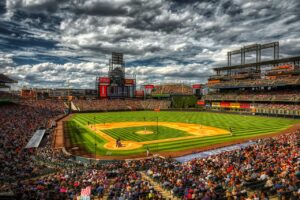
[66,111,300,156]
[103,126,191,142]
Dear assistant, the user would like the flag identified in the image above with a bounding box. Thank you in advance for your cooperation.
[81,186,91,197]
[60,187,67,193]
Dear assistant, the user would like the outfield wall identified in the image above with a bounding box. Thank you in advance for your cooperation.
[70,107,300,119]
[206,102,300,118]
[205,107,300,118]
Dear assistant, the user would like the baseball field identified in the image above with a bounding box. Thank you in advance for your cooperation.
[64,111,300,157]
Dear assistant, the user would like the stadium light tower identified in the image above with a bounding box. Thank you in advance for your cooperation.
[156,116,158,134]
[94,116,96,160]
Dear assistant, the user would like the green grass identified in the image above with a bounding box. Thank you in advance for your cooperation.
[66,111,300,156]
[103,126,191,142]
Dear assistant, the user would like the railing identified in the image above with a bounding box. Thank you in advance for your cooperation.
[209,77,300,88]
[205,94,300,103]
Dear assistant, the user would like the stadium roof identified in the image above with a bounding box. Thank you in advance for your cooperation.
[0,74,17,83]
[25,129,46,148]
[214,56,300,71]
[0,85,9,88]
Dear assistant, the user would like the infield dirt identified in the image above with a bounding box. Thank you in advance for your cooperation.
[88,122,229,150]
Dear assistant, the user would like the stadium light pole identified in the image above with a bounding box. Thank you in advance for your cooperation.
[94,116,96,161]
[156,115,159,153]
[156,116,158,134]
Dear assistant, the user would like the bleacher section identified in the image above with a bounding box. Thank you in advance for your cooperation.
[72,99,171,111]
[208,102,300,116]
[0,91,19,101]
[152,84,193,95]
[209,76,300,89]
[205,90,300,102]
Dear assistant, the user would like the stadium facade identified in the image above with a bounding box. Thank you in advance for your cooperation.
[205,42,300,117]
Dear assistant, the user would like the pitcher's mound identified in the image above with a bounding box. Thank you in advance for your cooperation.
[136,130,154,135]
[104,141,142,150]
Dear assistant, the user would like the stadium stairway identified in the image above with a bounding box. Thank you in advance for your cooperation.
[140,172,179,200]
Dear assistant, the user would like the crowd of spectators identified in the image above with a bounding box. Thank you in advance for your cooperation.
[144,132,300,199]
[1,99,300,199]
[6,131,300,200]
[255,103,300,111]
[72,99,171,111]
[152,84,193,95]
[13,163,163,199]
[209,76,300,89]
[0,91,19,100]
[205,89,300,102]
[0,100,65,193]
[0,100,164,199]
[71,131,299,199]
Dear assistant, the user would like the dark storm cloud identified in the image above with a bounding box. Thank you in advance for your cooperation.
[126,17,184,33]
[1,0,300,88]
[164,71,213,79]
[220,1,242,17]
[6,0,66,14]
[0,1,6,15]
[71,1,129,16]
[24,73,39,81]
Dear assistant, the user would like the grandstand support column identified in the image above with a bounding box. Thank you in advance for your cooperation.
[241,48,245,65]
[274,42,279,60]
[256,45,261,63]
[227,52,231,66]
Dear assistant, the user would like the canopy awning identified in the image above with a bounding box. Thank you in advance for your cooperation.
[25,129,46,148]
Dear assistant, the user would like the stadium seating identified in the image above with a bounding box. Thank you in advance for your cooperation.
[205,89,300,102]
[209,77,300,89]
[0,100,65,184]
[1,100,300,199]
[72,99,171,111]
[0,91,19,101]
[152,84,193,95]
[144,133,300,199]
[255,103,300,110]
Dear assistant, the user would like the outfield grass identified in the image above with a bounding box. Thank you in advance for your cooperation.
[66,111,300,156]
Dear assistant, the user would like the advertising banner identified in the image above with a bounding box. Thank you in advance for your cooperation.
[99,85,108,97]
[197,101,205,105]
[230,102,240,108]
[240,103,250,109]
[208,80,220,85]
[144,85,154,89]
[212,102,220,108]
[192,84,202,89]
[124,79,135,85]
[220,102,230,108]
[99,77,110,84]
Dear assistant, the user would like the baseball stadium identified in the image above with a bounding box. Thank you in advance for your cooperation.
[1,42,300,199]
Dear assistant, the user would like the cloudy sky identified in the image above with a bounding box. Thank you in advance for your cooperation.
[0,0,300,89]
